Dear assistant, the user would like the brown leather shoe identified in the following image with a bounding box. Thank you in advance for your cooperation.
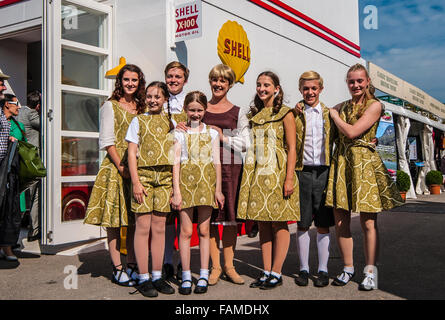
[208,266,222,286]
[224,266,245,285]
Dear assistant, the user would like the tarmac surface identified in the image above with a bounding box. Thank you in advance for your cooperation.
[1,194,444,302]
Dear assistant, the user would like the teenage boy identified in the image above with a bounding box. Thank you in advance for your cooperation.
[163,61,189,281]
[293,71,335,288]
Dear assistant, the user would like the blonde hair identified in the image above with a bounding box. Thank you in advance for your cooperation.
[208,64,236,87]
[346,63,378,117]
[164,61,190,81]
[298,70,324,90]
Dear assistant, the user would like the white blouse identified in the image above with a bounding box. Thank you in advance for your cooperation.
[99,101,115,150]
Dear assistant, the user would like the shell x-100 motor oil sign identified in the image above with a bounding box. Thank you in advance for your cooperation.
[175,0,202,42]
[217,21,251,84]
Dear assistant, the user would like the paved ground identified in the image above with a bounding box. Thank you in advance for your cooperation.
[1,193,444,303]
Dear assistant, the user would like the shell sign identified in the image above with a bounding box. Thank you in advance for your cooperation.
[217,21,251,84]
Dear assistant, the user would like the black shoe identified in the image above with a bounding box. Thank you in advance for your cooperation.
[111,264,136,287]
[176,263,182,281]
[260,274,283,290]
[314,271,330,287]
[135,279,158,298]
[193,278,209,294]
[178,279,192,295]
[249,272,269,288]
[294,270,309,286]
[331,271,355,286]
[248,224,259,238]
[162,263,174,280]
[152,278,175,294]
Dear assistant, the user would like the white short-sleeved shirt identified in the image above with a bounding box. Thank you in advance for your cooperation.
[174,124,219,163]
[165,91,186,114]
[303,102,326,166]
[125,113,177,145]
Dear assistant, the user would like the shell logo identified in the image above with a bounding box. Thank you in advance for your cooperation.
[217,21,251,84]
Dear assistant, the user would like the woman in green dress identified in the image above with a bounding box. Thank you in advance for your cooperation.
[326,63,403,290]
[237,71,299,289]
[84,64,146,287]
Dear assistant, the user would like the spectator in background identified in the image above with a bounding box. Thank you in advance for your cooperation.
[17,91,42,242]
[0,71,9,99]
[0,94,21,261]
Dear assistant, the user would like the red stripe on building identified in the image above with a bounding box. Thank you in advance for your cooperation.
[0,0,25,8]
[269,0,361,51]
[248,0,361,58]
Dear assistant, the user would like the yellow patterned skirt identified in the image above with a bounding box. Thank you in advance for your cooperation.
[84,156,134,227]
[179,161,217,209]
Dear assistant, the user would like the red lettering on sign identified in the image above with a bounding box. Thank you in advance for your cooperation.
[223,39,251,62]
[176,4,198,18]
[176,15,199,33]
[224,39,231,54]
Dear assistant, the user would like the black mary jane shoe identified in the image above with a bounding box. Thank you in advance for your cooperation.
[178,279,193,295]
[111,264,136,287]
[313,271,330,288]
[152,278,175,294]
[249,272,268,288]
[294,270,309,287]
[331,271,355,286]
[126,263,139,284]
[260,274,283,290]
[135,279,158,298]
[193,278,209,294]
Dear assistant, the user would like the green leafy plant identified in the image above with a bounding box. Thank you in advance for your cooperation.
[396,170,411,192]
[425,170,443,186]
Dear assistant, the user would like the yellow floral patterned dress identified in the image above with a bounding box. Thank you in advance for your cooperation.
[178,126,218,209]
[325,99,404,213]
[237,106,300,222]
[84,100,136,227]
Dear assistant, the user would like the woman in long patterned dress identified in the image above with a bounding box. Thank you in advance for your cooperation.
[326,63,403,290]
[202,64,250,286]
[84,64,146,287]
[237,71,299,290]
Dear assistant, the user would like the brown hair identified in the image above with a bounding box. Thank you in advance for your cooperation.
[164,61,190,81]
[184,91,208,111]
[110,64,146,114]
[250,71,284,117]
[146,81,174,130]
[346,63,378,117]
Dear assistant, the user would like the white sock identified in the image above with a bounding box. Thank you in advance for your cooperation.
[164,224,176,265]
[138,273,150,283]
[260,270,271,281]
[297,230,310,272]
[152,270,162,281]
[182,270,192,288]
[317,232,330,273]
[338,266,355,283]
[198,269,209,286]
[269,271,281,284]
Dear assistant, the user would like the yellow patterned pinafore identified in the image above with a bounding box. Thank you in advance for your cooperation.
[179,127,218,209]
[84,100,136,227]
[237,106,300,222]
[325,99,404,213]
[131,113,174,214]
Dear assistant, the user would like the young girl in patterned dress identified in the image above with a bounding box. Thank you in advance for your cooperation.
[326,63,403,290]
[237,71,299,289]
[126,81,176,297]
[171,91,225,295]
[84,64,146,287]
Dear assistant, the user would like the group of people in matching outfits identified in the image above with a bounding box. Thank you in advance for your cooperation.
[83,60,403,298]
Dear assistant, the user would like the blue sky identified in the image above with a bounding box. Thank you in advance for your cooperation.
[359,0,445,102]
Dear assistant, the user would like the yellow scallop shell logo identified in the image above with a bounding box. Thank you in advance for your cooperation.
[217,21,251,84]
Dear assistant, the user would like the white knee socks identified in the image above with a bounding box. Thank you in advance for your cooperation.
[297,230,310,272]
[317,232,330,273]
